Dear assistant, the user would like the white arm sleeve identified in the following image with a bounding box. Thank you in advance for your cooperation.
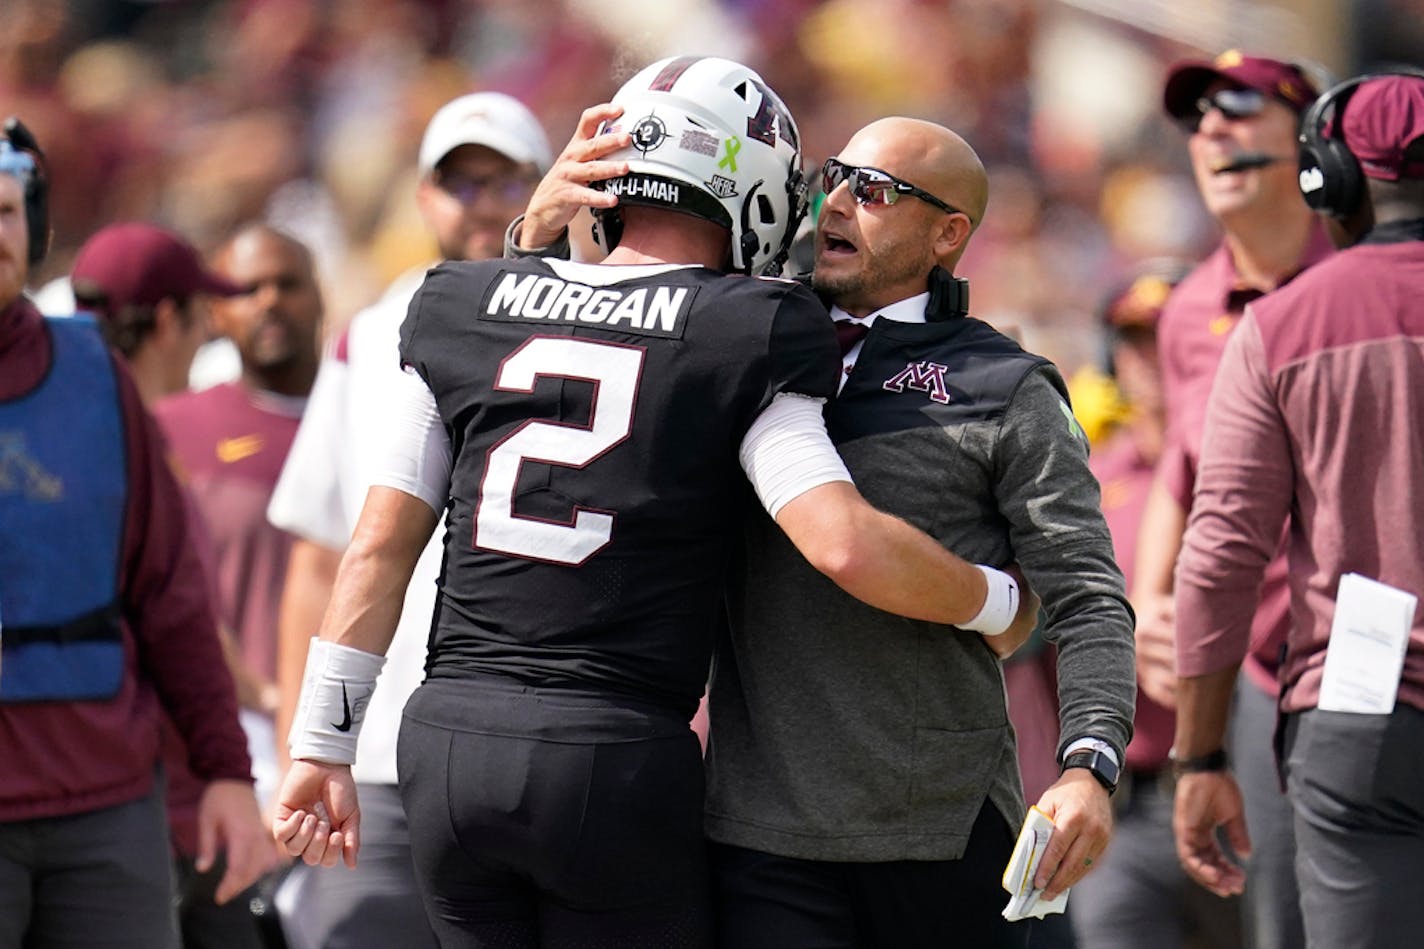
[267,354,352,548]
[370,367,453,514]
[739,392,853,518]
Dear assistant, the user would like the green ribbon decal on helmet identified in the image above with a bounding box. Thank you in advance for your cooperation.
[718,136,741,173]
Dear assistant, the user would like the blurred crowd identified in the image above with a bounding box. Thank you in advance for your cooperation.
[5,2,1423,948]
[2,0,1336,373]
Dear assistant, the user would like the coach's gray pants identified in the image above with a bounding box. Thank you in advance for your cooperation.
[1283,705,1424,949]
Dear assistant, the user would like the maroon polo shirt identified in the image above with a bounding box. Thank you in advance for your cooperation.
[154,383,303,686]
[1158,227,1334,694]
[1178,226,1424,713]
[0,297,251,821]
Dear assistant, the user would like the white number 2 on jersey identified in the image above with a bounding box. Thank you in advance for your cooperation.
[476,336,643,565]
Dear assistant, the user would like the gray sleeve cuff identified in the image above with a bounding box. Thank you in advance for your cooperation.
[504,214,571,261]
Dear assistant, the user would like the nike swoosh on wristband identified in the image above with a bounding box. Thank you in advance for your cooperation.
[332,682,353,732]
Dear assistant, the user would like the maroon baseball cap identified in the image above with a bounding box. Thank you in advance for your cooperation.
[1164,50,1318,121]
[1102,261,1192,331]
[71,223,243,318]
[1339,76,1424,181]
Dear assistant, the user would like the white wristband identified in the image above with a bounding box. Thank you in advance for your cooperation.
[962,565,1020,636]
[288,638,386,765]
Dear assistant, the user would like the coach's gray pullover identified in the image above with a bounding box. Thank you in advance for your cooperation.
[705,298,1136,862]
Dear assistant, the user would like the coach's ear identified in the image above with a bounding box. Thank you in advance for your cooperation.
[931,211,973,266]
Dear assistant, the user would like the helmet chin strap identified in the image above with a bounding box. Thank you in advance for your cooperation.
[737,180,765,276]
[591,205,623,252]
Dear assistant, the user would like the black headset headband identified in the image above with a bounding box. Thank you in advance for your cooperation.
[1297,65,1424,218]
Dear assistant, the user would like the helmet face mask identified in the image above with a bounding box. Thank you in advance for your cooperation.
[593,56,808,276]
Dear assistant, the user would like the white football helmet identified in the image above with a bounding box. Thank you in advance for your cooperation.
[593,56,808,276]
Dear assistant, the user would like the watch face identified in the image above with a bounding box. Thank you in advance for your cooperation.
[1066,750,1118,793]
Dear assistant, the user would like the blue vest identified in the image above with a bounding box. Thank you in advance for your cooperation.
[0,315,127,702]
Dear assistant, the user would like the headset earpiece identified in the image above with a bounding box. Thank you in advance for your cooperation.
[1298,66,1424,218]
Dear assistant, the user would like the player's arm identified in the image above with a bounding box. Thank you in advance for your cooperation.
[742,393,1038,643]
[275,368,447,869]
[268,347,355,769]
[274,538,343,771]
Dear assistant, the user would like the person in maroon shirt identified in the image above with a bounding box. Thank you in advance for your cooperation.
[1069,261,1244,949]
[154,224,323,809]
[1135,52,1329,949]
[71,221,282,949]
[1173,72,1424,949]
[0,121,264,947]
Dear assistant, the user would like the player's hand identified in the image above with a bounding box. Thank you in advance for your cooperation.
[1032,769,1113,900]
[196,779,282,905]
[272,759,361,869]
[981,564,1040,660]
[1133,592,1178,708]
[1173,770,1250,897]
[520,103,632,249]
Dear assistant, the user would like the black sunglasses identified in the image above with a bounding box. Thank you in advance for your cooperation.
[1184,87,1268,130]
[821,158,964,217]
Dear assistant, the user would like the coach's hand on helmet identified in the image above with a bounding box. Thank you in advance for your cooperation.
[519,103,631,250]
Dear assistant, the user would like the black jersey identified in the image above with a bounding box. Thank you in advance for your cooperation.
[399,258,839,715]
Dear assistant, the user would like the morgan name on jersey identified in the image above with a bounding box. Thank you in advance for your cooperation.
[478,270,698,340]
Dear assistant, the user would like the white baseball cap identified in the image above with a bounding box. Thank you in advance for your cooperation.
[418,92,553,176]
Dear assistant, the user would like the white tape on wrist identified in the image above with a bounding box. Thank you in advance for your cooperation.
[962,565,1020,636]
[288,638,386,765]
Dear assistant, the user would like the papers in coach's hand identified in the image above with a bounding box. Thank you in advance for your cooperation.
[1318,573,1418,715]
[1001,805,1070,922]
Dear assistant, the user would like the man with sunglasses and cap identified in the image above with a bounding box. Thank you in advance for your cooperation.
[1134,51,1331,949]
[1171,71,1424,949]
[515,113,1135,948]
[0,121,266,946]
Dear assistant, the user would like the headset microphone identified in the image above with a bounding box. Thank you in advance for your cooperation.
[1215,152,1289,173]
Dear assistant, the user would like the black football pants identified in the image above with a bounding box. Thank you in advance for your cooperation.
[709,800,1030,949]
[397,677,711,948]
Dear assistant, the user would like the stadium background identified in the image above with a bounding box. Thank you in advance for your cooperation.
[2,0,1417,375]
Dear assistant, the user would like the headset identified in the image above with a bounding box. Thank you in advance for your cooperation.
[1297,65,1424,218]
[0,117,50,265]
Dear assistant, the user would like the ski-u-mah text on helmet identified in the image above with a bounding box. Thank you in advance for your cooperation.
[593,56,808,277]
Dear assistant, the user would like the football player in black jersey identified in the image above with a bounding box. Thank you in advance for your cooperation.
[273,57,1038,948]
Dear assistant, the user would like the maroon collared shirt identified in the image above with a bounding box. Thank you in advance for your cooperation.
[1177,229,1424,713]
[1158,227,1334,692]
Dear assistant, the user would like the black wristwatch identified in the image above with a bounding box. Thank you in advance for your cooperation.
[1062,748,1120,795]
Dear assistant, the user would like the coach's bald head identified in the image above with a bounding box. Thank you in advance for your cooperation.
[814,118,986,317]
